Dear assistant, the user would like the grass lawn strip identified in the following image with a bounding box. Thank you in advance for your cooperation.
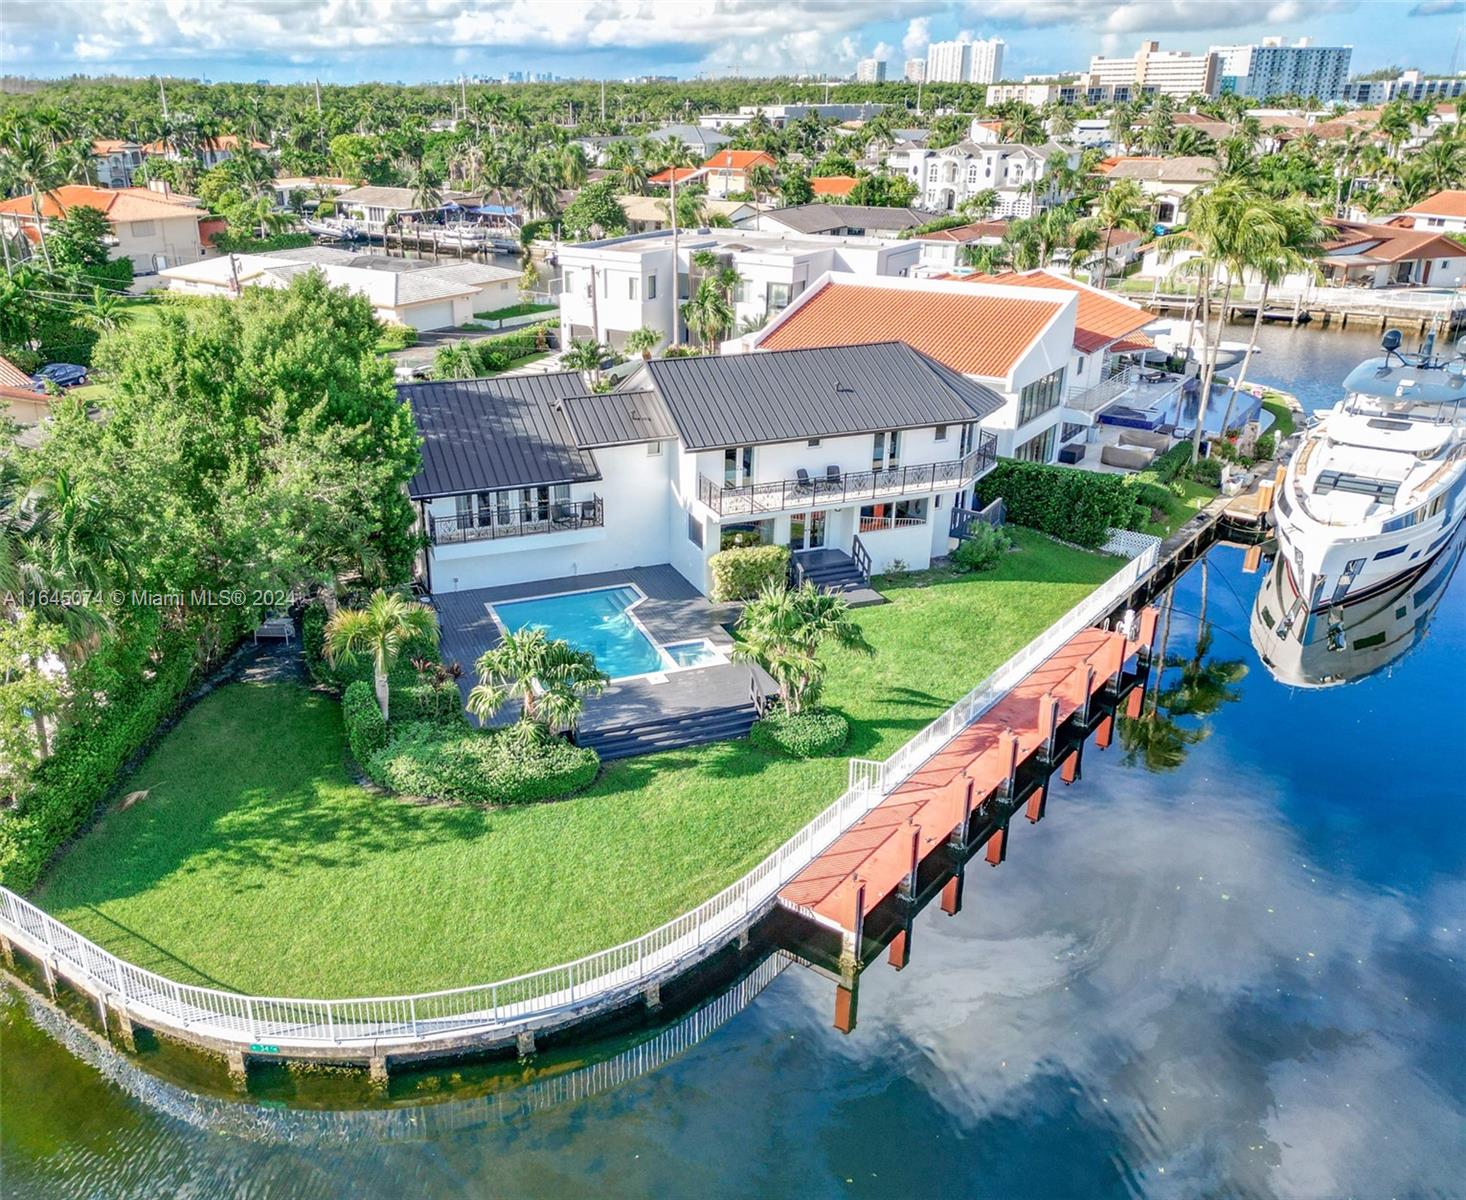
[37,528,1118,997]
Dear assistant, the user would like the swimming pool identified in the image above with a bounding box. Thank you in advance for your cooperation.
[489,585,666,680]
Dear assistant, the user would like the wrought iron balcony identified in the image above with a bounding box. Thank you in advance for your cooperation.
[427,496,603,544]
[697,438,997,518]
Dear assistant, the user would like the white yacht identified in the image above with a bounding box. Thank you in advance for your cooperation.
[1272,330,1466,622]
[1252,517,1465,688]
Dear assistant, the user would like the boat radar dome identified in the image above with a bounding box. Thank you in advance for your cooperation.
[1381,329,1402,353]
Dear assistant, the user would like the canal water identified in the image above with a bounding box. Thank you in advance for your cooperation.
[4,326,1463,1198]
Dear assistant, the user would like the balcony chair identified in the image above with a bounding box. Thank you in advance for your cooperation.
[795,468,814,495]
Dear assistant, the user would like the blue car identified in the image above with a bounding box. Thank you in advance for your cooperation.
[31,363,89,390]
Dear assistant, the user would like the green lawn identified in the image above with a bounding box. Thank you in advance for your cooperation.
[36,529,1118,998]
[1262,397,1296,439]
[473,302,556,321]
[1142,478,1218,538]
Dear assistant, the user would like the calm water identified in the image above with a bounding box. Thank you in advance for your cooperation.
[491,585,664,679]
[4,328,1463,1199]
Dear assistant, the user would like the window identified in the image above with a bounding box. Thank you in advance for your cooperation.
[687,512,704,548]
[807,438,821,447]
[130,220,155,236]
[873,430,901,471]
[646,440,663,457]
[766,281,792,311]
[724,445,753,485]
[735,279,753,304]
[647,273,657,299]
[934,424,948,442]
[1017,367,1066,426]
[1015,427,1057,463]
[628,276,638,300]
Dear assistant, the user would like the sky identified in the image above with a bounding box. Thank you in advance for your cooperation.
[3,0,1461,87]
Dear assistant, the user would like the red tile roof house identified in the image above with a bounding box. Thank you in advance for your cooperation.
[1395,190,1466,235]
[810,175,859,200]
[142,133,272,171]
[1316,219,1466,289]
[700,149,778,198]
[0,183,214,273]
[742,269,1157,465]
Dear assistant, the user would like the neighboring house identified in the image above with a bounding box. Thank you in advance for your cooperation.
[270,175,356,208]
[0,355,51,428]
[1095,227,1145,273]
[159,245,519,330]
[746,270,1159,465]
[143,134,271,170]
[91,139,145,188]
[557,226,920,350]
[1094,156,1217,227]
[1395,190,1466,234]
[700,150,778,199]
[333,186,482,235]
[646,166,703,189]
[746,273,1077,464]
[0,182,211,272]
[910,220,1009,272]
[577,124,733,165]
[810,175,860,200]
[404,346,1001,594]
[739,204,927,238]
[617,195,758,233]
[886,139,1081,217]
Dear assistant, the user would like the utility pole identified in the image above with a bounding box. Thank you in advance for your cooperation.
[314,77,322,114]
[460,74,468,120]
[158,75,169,119]
[588,264,600,345]
[600,78,606,122]
[916,77,923,115]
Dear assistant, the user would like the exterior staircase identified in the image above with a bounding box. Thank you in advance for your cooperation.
[793,549,886,607]
[575,704,757,761]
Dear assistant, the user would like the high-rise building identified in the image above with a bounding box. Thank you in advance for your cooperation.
[856,58,887,83]
[1339,67,1466,106]
[903,58,926,83]
[1210,37,1352,99]
[1086,40,1220,100]
[925,35,1004,84]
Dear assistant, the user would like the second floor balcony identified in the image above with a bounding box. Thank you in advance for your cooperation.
[427,496,604,545]
[697,437,997,518]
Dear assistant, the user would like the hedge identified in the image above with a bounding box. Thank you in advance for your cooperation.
[366,721,599,805]
[1148,442,1194,484]
[708,543,790,602]
[342,681,389,763]
[749,707,848,758]
[976,460,1136,548]
[0,638,197,892]
[211,231,314,254]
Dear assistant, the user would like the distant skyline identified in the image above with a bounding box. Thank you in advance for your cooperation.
[4,1,1460,88]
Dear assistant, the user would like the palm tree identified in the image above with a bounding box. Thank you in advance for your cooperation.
[467,627,607,731]
[625,326,660,359]
[745,162,776,205]
[84,285,132,334]
[1171,127,1214,157]
[402,159,443,217]
[324,589,439,721]
[1414,136,1466,194]
[732,580,873,713]
[562,337,608,383]
[961,241,1012,273]
[57,138,96,186]
[999,103,1044,145]
[558,142,590,189]
[958,187,1001,221]
[1,126,63,267]
[520,154,561,219]
[1088,178,1150,292]
[681,274,735,350]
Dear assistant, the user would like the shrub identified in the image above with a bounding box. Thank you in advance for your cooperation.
[342,681,389,762]
[211,231,314,254]
[708,543,790,602]
[975,461,1134,548]
[376,322,417,351]
[0,639,196,892]
[1149,442,1193,484]
[401,680,465,727]
[950,523,1012,573]
[302,600,436,692]
[1125,480,1174,511]
[1255,431,1277,461]
[366,721,599,805]
[520,218,554,246]
[1188,457,1223,486]
[749,706,848,758]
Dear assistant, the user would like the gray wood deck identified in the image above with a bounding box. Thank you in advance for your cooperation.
[431,564,774,732]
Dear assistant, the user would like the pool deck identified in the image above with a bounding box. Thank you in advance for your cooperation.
[431,564,774,732]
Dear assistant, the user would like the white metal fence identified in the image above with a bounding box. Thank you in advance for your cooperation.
[0,545,1156,1053]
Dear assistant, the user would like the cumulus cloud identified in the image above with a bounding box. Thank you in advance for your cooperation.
[966,0,1357,33]
[903,16,933,59]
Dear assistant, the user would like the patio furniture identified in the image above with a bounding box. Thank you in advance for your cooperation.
[1057,442,1086,465]
[1140,369,1169,384]
[1100,444,1156,471]
[253,616,296,645]
[795,468,814,494]
[1119,429,1171,452]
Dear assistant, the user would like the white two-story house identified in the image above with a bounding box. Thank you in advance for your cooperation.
[886,137,1081,218]
[404,344,1001,596]
[557,226,921,352]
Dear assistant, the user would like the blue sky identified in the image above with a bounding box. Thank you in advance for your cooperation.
[4,1,1458,86]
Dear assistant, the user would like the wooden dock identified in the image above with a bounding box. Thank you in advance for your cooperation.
[777,612,1159,993]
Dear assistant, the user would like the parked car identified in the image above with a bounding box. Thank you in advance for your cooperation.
[31,363,89,390]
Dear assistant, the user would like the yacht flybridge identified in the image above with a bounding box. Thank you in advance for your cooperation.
[1272,329,1466,624]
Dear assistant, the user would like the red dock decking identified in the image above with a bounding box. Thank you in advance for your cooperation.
[778,612,1157,937]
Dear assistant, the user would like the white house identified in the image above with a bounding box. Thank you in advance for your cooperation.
[404,348,1001,595]
[1396,190,1466,234]
[739,204,928,239]
[159,245,519,330]
[142,134,272,170]
[91,139,145,188]
[556,226,921,351]
[886,138,1081,217]
[741,270,1160,464]
[1094,156,1216,228]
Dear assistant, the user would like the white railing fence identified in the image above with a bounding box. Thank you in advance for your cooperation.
[0,544,1156,1053]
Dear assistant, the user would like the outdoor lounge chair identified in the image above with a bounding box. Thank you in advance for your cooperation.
[819,464,842,494]
[1100,444,1156,471]
[795,468,814,494]
[1119,429,1171,452]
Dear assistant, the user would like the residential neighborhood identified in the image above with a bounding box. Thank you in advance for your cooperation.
[2,4,1465,1197]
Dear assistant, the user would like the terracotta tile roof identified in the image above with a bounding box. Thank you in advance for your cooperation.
[1096,156,1216,183]
[952,269,1153,354]
[757,280,1064,379]
[91,139,138,154]
[142,134,269,154]
[0,184,204,224]
[0,355,33,389]
[1323,218,1466,263]
[810,175,859,197]
[701,149,778,172]
[647,166,701,184]
[1402,190,1466,219]
[913,220,1007,243]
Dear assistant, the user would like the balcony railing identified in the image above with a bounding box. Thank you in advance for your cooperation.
[698,438,996,518]
[858,515,928,533]
[427,496,603,544]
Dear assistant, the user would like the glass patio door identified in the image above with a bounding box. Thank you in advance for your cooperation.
[788,509,828,551]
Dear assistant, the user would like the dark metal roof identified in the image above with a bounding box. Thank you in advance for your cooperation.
[559,389,678,448]
[644,343,1003,451]
[761,204,927,234]
[402,372,601,499]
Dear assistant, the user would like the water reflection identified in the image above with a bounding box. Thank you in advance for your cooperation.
[1250,520,1466,688]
